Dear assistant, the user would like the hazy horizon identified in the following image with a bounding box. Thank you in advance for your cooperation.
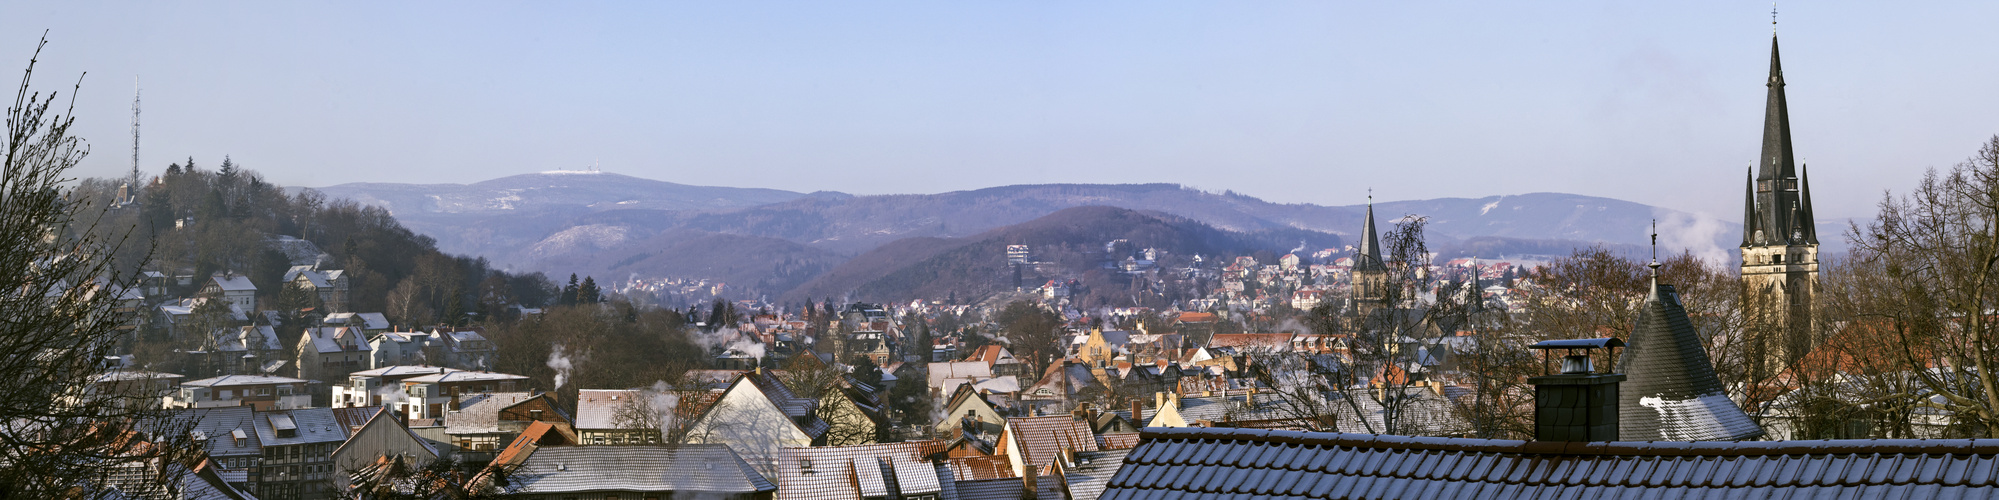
[8,1,1998,222]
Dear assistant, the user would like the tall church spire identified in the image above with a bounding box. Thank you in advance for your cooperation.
[1744,35,1815,245]
[1738,28,1821,383]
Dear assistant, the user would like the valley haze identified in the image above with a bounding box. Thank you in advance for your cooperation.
[302,170,1781,302]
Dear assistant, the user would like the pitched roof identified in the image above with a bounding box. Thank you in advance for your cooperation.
[1101,427,1999,499]
[209,274,256,292]
[775,441,947,500]
[573,389,640,430]
[1618,281,1763,441]
[1002,416,1097,469]
[947,455,1014,481]
[400,371,526,384]
[503,445,775,495]
[253,408,351,446]
[442,392,535,434]
[183,374,308,387]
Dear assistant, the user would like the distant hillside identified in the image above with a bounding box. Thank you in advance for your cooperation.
[530,229,845,299]
[782,206,1342,304]
[304,171,817,262]
[305,173,1754,303]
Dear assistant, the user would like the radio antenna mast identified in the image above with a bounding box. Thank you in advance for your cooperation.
[130,76,141,187]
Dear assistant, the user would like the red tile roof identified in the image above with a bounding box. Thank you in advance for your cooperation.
[1002,416,1098,470]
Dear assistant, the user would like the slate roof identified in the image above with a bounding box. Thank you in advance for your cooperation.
[775,441,947,500]
[213,326,281,353]
[1061,448,1131,500]
[1618,281,1764,441]
[253,408,351,446]
[1101,427,1999,499]
[174,406,262,459]
[503,445,775,495]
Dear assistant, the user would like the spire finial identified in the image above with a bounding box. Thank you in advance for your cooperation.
[1649,219,1661,280]
[1772,2,1779,35]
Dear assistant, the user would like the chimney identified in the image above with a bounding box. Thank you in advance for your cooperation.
[1022,464,1039,500]
[1131,400,1144,425]
[1526,337,1626,442]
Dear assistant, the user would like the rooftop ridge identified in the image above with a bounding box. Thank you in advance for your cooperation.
[1135,427,1999,457]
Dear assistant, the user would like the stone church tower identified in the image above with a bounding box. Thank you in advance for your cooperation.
[1740,35,1819,378]
[1351,197,1389,323]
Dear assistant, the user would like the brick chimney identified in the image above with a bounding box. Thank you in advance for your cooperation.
[1527,338,1626,442]
[1022,464,1039,500]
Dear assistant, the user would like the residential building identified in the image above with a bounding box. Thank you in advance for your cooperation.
[328,408,436,492]
[575,389,664,445]
[331,365,460,408]
[202,271,257,313]
[252,407,376,499]
[994,415,1097,479]
[170,375,312,410]
[683,371,828,478]
[282,265,348,313]
[295,326,373,386]
[396,371,529,420]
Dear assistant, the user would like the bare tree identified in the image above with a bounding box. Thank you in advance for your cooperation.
[1838,135,1999,437]
[0,36,200,498]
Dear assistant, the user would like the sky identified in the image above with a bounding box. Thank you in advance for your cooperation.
[5,1,1997,221]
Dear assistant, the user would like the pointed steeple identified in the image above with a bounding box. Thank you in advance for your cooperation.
[1619,278,1767,441]
[1800,163,1818,244]
[1745,35,1816,247]
[1354,196,1385,271]
[1740,167,1758,245]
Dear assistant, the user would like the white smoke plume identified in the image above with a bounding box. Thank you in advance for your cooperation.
[547,344,575,391]
[646,380,681,438]
[726,338,766,360]
[1289,240,1308,255]
[1651,209,1732,265]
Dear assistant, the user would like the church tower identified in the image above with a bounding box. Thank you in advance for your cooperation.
[1741,34,1819,378]
[1352,197,1389,321]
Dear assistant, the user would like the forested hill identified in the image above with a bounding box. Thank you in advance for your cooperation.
[781,205,1343,307]
[69,158,558,329]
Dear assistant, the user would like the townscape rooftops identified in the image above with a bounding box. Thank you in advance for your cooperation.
[505,444,775,495]
[1101,427,1999,499]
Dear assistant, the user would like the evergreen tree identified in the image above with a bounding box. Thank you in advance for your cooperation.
[577,276,601,304]
[561,274,580,307]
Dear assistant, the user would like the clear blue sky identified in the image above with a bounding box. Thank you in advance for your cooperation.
[7,1,1997,220]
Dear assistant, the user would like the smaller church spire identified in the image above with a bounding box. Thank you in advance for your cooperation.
[1355,193,1385,272]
